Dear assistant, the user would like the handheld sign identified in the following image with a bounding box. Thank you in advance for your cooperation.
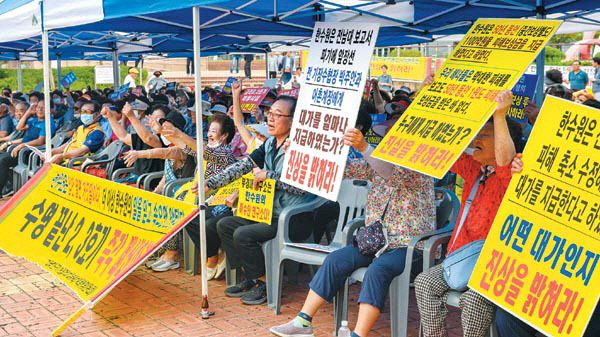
[470,96,600,337]
[240,88,270,112]
[280,22,380,201]
[209,179,242,206]
[60,72,77,88]
[223,77,237,94]
[372,19,561,179]
[279,88,300,99]
[237,173,275,224]
[508,74,538,122]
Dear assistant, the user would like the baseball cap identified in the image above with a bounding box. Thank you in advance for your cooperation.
[129,68,139,74]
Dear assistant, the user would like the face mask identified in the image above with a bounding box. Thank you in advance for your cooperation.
[80,114,94,125]
[464,148,475,156]
[134,111,141,119]
[74,113,80,119]
[161,134,171,146]
[53,98,62,105]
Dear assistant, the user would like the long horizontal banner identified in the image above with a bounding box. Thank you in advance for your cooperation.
[0,164,198,303]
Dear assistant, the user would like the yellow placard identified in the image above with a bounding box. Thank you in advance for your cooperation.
[370,56,431,81]
[209,178,242,206]
[372,19,561,178]
[0,164,197,302]
[237,173,275,224]
[470,96,600,337]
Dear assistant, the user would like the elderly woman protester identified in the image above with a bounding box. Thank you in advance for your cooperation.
[270,124,436,336]
[414,90,523,337]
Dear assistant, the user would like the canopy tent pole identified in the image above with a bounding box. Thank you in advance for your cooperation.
[535,0,546,106]
[112,49,120,88]
[41,2,52,163]
[265,51,269,78]
[57,58,62,90]
[139,58,143,86]
[192,5,212,319]
[17,58,22,92]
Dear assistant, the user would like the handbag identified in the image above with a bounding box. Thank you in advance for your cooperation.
[442,173,486,291]
[355,200,390,257]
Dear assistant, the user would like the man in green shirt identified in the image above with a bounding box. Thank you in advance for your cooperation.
[377,64,393,93]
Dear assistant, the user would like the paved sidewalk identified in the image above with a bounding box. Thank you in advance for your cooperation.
[0,203,464,337]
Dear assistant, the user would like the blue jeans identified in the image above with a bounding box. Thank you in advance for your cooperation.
[496,304,600,337]
[309,245,407,311]
[230,55,241,73]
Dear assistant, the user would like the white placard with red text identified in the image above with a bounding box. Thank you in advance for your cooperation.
[281,22,379,200]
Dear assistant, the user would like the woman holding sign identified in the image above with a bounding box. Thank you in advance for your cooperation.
[270,127,435,337]
[414,90,523,337]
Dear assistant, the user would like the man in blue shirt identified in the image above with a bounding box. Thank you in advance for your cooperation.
[49,100,104,164]
[0,103,13,139]
[0,99,56,197]
[565,60,589,91]
[592,57,600,100]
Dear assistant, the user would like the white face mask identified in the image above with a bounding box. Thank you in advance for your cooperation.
[161,134,171,146]
[53,98,62,105]
[134,111,141,119]
[464,147,475,156]
[80,114,95,126]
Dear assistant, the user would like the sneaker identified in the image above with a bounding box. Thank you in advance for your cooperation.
[145,258,160,268]
[270,320,314,337]
[151,260,180,272]
[241,280,267,305]
[213,258,227,280]
[224,279,256,297]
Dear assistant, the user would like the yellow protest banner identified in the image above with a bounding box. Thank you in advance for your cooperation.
[237,173,275,224]
[369,56,431,81]
[0,164,197,304]
[372,19,561,178]
[470,96,600,337]
[208,178,242,206]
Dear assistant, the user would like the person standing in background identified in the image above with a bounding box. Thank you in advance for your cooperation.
[591,57,600,100]
[123,67,139,89]
[268,52,280,79]
[244,54,254,79]
[564,60,589,91]
[377,65,393,94]
[230,54,242,74]
[280,52,295,84]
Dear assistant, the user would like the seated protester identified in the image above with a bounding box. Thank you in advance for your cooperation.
[184,101,210,139]
[206,96,313,305]
[159,113,237,277]
[48,100,104,165]
[545,83,573,101]
[270,128,435,337]
[0,102,28,146]
[28,91,42,105]
[0,99,56,198]
[101,102,167,184]
[414,90,522,337]
[0,103,14,139]
[123,112,195,272]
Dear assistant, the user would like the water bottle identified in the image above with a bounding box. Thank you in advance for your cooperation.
[337,320,351,337]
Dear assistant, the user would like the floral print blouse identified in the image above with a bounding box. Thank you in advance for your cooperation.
[344,147,436,249]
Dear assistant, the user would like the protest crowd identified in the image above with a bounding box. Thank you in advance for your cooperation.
[2,11,600,337]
